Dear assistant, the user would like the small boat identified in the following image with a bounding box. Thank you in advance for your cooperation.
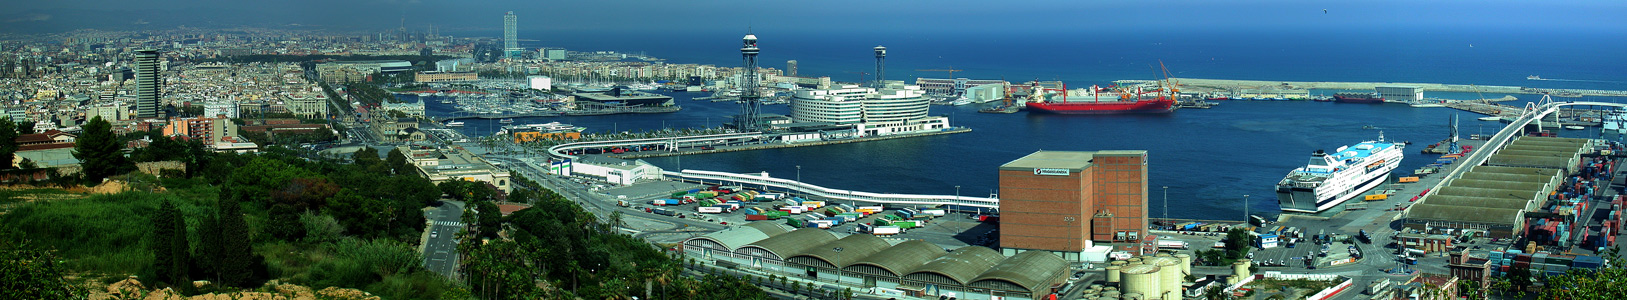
[1564,125,1585,130]
[1363,125,1377,129]
[499,118,514,124]
[1478,116,1501,121]
[446,121,465,127]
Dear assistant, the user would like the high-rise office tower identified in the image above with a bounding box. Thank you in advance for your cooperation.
[134,49,162,119]
[503,11,519,59]
[786,60,798,78]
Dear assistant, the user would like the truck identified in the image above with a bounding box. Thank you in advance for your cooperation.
[746,214,770,221]
[872,226,902,236]
[653,208,676,216]
[650,199,681,206]
[617,200,630,207]
[698,206,724,214]
[857,224,874,233]
[1156,240,1190,249]
[921,209,947,217]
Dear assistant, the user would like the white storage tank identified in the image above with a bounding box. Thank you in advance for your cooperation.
[1233,259,1253,279]
[1174,253,1192,276]
[1120,263,1162,300]
[1152,255,1181,299]
[1106,265,1122,284]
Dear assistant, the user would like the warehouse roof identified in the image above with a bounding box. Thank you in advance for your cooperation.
[1447,179,1548,193]
[1000,151,1095,172]
[1436,186,1540,201]
[741,228,839,259]
[1458,172,1555,184]
[849,240,947,276]
[1420,195,1533,211]
[686,222,791,251]
[1407,204,1525,225]
[1496,150,1573,158]
[907,246,1006,284]
[1486,154,1573,170]
[970,251,1069,293]
[1471,165,1564,177]
[790,234,892,268]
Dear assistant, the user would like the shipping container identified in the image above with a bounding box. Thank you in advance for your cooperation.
[698,206,723,214]
[873,226,901,235]
[746,214,769,221]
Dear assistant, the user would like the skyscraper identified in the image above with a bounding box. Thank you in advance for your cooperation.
[503,11,519,59]
[786,60,797,78]
[134,49,162,119]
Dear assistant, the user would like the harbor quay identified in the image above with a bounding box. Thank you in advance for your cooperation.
[1169,77,1627,97]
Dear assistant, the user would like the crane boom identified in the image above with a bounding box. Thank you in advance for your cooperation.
[916,67,964,78]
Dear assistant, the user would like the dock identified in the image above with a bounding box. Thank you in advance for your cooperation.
[611,128,972,159]
[1170,78,1627,97]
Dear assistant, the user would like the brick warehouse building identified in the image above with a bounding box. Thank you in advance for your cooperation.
[997,150,1148,260]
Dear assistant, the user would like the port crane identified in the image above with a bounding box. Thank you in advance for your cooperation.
[916,67,964,78]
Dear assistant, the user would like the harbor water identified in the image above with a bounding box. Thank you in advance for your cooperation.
[420,91,1627,221]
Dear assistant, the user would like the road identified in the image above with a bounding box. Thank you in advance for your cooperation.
[422,200,465,278]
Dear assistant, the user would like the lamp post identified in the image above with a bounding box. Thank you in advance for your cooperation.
[1162,186,1169,227]
[796,165,802,182]
[954,185,961,203]
[833,247,843,284]
[1063,217,1077,261]
[1243,194,1251,224]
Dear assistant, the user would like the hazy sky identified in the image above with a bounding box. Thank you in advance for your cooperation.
[3,0,1623,35]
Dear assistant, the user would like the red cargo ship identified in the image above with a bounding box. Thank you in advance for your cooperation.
[1026,97,1176,114]
[1333,92,1385,104]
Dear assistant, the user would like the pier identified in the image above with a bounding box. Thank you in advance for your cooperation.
[546,128,972,160]
[430,106,682,122]
[1170,78,1627,97]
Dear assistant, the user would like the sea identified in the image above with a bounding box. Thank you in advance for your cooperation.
[425,28,1627,220]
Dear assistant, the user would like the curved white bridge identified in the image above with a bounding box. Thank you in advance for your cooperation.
[666,169,1000,209]
[1410,96,1625,214]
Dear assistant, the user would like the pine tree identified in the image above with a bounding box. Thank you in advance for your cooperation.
[0,117,17,169]
[150,200,176,285]
[73,116,129,184]
[386,148,410,175]
[150,199,189,286]
[196,212,222,283]
[217,193,253,286]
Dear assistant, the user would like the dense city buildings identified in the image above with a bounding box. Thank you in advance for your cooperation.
[998,150,1149,260]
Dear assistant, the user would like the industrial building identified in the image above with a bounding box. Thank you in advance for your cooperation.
[528,76,552,91]
[1377,86,1424,102]
[915,78,1007,96]
[998,150,1149,260]
[568,155,663,186]
[1404,136,1588,238]
[683,226,1070,299]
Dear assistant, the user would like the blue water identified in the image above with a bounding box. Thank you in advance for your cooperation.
[423,28,1627,220]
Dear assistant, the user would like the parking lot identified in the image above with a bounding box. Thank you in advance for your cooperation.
[605,181,1001,248]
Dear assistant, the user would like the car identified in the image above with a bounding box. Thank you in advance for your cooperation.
[431,232,439,238]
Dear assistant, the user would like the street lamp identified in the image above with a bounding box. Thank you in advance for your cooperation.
[954,185,961,202]
[1063,217,1077,261]
[1162,186,1170,226]
[833,247,843,284]
[796,165,802,183]
[1243,194,1251,225]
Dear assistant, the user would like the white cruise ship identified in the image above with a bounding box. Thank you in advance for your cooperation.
[1276,135,1405,213]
